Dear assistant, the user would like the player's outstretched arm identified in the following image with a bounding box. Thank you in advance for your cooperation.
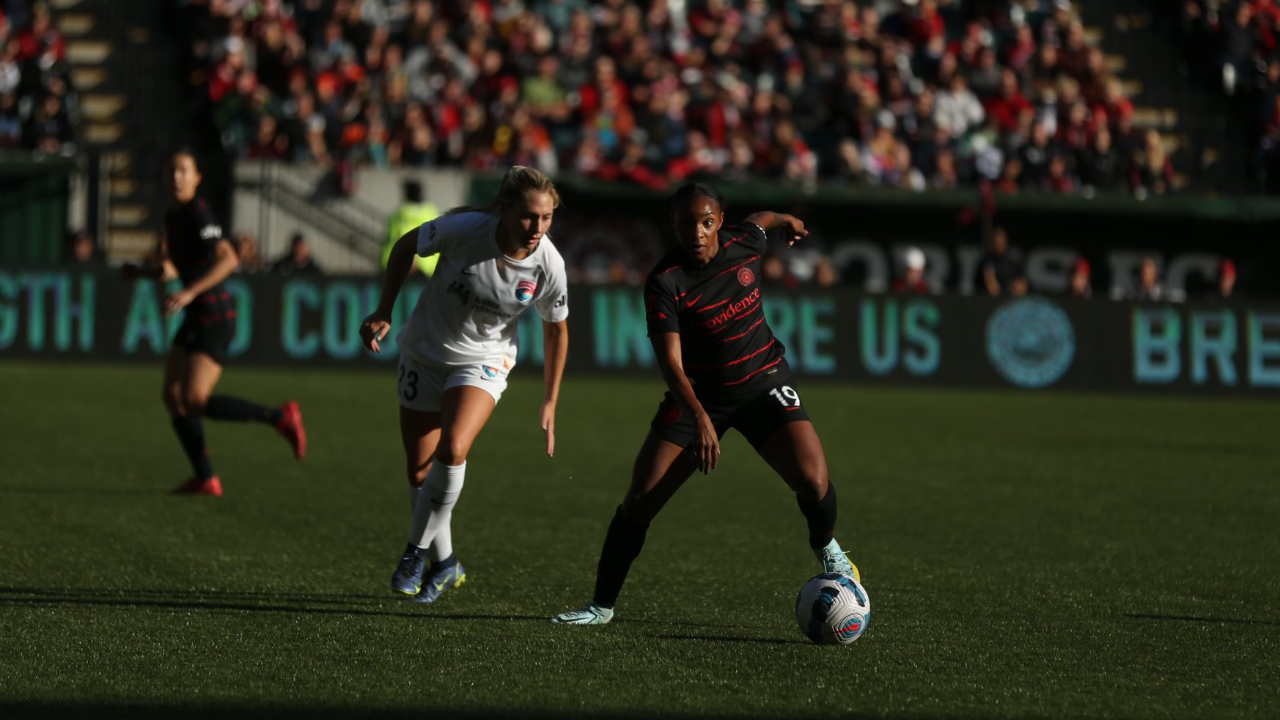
[361,229,417,353]
[743,211,809,247]
[652,333,719,474]
[163,239,238,315]
[540,319,568,458]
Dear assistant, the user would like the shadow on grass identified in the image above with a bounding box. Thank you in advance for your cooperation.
[1124,612,1280,628]
[0,587,720,629]
[655,633,808,646]
[0,586,543,622]
[0,704,770,720]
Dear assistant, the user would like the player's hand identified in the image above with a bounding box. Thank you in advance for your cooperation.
[360,312,391,353]
[162,288,196,315]
[693,411,719,474]
[540,400,556,458]
[781,215,810,248]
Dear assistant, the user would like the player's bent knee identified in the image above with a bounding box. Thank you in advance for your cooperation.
[435,438,470,466]
[795,465,829,501]
[182,392,210,415]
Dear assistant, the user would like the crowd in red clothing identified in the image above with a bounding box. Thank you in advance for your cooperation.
[0,1,76,155]
[179,1,1176,197]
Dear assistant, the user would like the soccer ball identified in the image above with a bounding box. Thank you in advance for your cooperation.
[794,572,870,645]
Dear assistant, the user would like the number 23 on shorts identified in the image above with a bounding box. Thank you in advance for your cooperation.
[398,362,419,401]
[769,385,801,408]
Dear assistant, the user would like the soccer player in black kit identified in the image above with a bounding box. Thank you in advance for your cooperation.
[122,150,307,496]
[553,183,858,625]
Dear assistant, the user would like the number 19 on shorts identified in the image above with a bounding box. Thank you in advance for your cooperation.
[769,386,801,407]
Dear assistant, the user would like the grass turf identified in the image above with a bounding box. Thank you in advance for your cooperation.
[0,361,1278,719]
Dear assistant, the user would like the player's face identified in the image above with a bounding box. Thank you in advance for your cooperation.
[672,195,723,267]
[168,154,201,203]
[504,191,555,253]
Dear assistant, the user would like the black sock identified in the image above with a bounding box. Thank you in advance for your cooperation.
[592,506,650,609]
[796,481,838,549]
[431,554,458,571]
[205,395,282,424]
[171,414,215,480]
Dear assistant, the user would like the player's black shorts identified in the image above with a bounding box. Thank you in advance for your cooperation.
[172,314,234,365]
[649,369,811,450]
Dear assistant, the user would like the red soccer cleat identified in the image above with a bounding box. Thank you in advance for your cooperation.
[171,476,223,497]
[277,401,307,460]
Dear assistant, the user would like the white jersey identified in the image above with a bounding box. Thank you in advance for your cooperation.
[397,211,569,370]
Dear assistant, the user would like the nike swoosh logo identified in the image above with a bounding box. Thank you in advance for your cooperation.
[685,294,703,308]
[434,580,447,592]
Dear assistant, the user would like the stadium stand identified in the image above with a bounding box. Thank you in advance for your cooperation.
[172,0,1181,197]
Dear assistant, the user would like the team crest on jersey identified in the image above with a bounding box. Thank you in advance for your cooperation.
[481,365,498,379]
[515,280,537,303]
[660,402,682,424]
[737,267,755,286]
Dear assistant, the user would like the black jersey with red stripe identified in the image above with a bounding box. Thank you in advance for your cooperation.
[644,222,786,398]
[165,197,235,322]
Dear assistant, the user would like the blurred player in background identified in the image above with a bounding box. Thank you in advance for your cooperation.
[360,166,570,604]
[121,149,306,497]
[553,183,858,625]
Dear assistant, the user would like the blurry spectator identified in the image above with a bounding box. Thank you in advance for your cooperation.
[1216,258,1239,300]
[1130,257,1166,301]
[1019,120,1054,188]
[0,91,20,148]
[1067,258,1091,299]
[978,227,1025,296]
[935,73,984,137]
[1043,154,1078,194]
[272,232,324,276]
[1079,127,1122,192]
[813,257,838,287]
[24,93,73,155]
[235,233,264,273]
[892,247,931,294]
[1132,130,1175,196]
[761,249,799,289]
[384,179,439,276]
[66,230,99,266]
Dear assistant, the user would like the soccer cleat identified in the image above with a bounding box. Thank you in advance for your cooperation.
[410,560,467,604]
[276,401,307,459]
[390,545,427,596]
[551,602,615,625]
[818,538,861,583]
[171,476,223,497]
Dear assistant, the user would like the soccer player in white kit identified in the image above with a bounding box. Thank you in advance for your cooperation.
[359,167,570,603]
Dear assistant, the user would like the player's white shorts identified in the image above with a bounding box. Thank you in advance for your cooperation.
[396,352,509,412]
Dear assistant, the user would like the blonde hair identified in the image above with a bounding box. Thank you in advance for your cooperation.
[446,166,561,215]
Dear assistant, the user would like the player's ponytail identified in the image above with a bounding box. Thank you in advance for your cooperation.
[444,166,561,216]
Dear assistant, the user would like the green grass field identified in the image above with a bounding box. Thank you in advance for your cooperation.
[1,361,1278,719]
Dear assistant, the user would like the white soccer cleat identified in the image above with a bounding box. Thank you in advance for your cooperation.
[551,602,614,625]
[817,538,861,583]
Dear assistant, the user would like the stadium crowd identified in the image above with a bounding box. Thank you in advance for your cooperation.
[0,0,77,156]
[1178,0,1280,192]
[176,0,1176,197]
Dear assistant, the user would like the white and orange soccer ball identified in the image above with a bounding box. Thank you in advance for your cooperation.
[794,573,870,645]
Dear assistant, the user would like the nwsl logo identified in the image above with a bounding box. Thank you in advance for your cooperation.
[515,280,537,303]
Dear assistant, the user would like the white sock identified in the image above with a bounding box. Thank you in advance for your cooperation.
[409,484,420,512]
[408,461,466,554]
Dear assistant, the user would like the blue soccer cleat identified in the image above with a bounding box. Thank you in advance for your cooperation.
[817,538,861,583]
[390,544,427,596]
[411,560,466,604]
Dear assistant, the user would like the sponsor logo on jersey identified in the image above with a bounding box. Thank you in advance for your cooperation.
[199,224,222,241]
[702,287,760,330]
[737,267,754,286]
[660,402,682,424]
[553,294,567,309]
[515,280,537,303]
[447,280,472,304]
[985,298,1076,388]
[481,365,498,379]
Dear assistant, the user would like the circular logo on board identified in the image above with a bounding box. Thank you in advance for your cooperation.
[737,267,755,286]
[985,298,1076,388]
